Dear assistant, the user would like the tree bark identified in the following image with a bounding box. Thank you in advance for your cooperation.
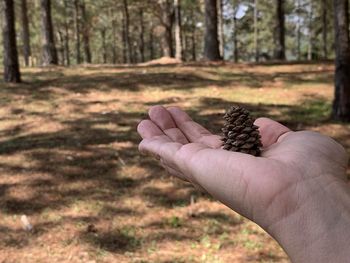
[159,0,174,57]
[57,29,65,64]
[174,0,182,60]
[73,0,81,64]
[80,0,91,63]
[274,0,285,60]
[20,0,31,67]
[123,0,132,63]
[307,0,313,61]
[122,17,127,64]
[191,16,196,61]
[217,0,224,59]
[296,0,301,60]
[204,0,221,61]
[3,0,21,82]
[149,22,154,60]
[332,0,350,121]
[40,0,58,65]
[101,28,107,64]
[63,0,70,66]
[254,0,259,62]
[111,13,117,64]
[139,8,145,62]
[232,0,238,63]
[322,0,328,59]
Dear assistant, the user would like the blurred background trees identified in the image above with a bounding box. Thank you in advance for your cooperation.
[1,0,349,120]
[1,0,339,66]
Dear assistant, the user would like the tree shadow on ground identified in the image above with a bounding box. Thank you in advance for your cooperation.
[0,64,346,257]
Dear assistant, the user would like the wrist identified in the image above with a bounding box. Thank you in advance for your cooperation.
[268,176,350,263]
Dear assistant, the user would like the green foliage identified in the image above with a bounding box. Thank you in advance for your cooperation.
[0,0,336,67]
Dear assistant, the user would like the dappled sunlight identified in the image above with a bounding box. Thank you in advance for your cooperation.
[0,63,344,262]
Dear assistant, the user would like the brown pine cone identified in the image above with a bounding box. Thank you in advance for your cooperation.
[221,106,262,156]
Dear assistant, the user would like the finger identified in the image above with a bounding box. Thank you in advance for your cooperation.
[167,106,222,148]
[138,136,182,165]
[137,119,164,139]
[254,118,292,148]
[149,105,189,144]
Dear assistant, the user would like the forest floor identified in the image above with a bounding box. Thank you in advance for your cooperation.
[0,62,349,263]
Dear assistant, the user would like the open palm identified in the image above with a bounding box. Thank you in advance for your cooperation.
[137,105,349,262]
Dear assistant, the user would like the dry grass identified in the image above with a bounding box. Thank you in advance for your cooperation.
[0,62,348,263]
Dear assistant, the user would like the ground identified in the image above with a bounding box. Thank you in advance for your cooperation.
[0,62,349,263]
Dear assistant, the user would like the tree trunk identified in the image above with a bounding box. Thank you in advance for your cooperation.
[20,0,31,67]
[232,0,238,63]
[274,0,285,60]
[204,0,221,61]
[254,0,259,62]
[174,0,182,60]
[296,0,301,60]
[111,15,117,64]
[122,17,127,64]
[217,0,224,59]
[149,22,154,60]
[101,28,107,64]
[191,18,196,61]
[159,0,174,57]
[57,29,65,64]
[139,8,145,62]
[123,0,132,63]
[80,0,91,63]
[63,0,70,66]
[322,0,328,59]
[307,0,313,61]
[40,0,58,65]
[332,0,350,121]
[3,0,21,82]
[73,0,81,64]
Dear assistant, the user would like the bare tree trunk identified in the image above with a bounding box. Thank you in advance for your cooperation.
[307,0,313,61]
[191,19,196,61]
[254,0,259,62]
[139,8,145,62]
[296,0,301,60]
[3,0,21,82]
[174,0,182,60]
[57,29,65,64]
[80,0,91,63]
[63,0,70,66]
[149,22,154,60]
[332,0,350,121]
[189,9,196,61]
[101,28,107,64]
[122,17,127,63]
[274,0,285,60]
[111,14,117,64]
[232,0,238,63]
[40,0,58,65]
[204,0,221,61]
[159,0,174,57]
[322,0,328,59]
[20,0,31,67]
[73,0,81,64]
[217,0,224,59]
[123,0,132,63]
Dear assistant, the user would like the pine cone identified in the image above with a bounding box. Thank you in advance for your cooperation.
[221,106,262,156]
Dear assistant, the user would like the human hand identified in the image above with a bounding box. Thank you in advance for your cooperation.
[137,105,350,263]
